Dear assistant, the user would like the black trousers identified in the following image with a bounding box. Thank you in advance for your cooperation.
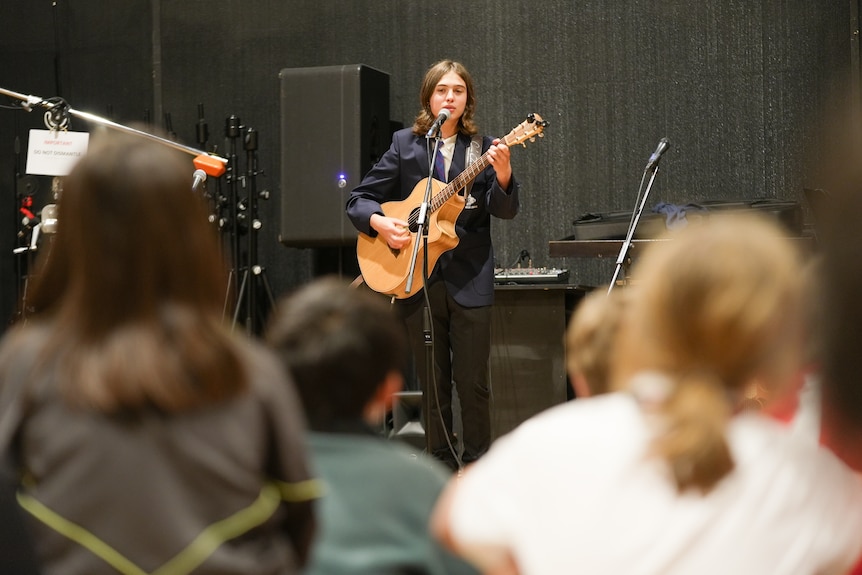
[397,280,492,468]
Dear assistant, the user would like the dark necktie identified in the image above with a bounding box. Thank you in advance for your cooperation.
[434,144,447,182]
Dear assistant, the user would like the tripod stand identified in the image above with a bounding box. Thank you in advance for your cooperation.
[222,119,275,335]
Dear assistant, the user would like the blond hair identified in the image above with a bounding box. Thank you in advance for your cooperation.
[614,213,804,492]
[566,288,627,397]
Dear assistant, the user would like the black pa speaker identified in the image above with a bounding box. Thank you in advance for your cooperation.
[278,64,390,246]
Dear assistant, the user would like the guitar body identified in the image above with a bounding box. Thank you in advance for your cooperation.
[357,177,465,299]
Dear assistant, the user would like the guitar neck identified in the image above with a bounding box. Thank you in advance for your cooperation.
[426,114,547,213]
[429,151,492,212]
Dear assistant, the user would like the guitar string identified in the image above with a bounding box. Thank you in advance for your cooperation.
[406,151,491,228]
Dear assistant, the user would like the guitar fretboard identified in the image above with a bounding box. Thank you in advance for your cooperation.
[430,152,492,211]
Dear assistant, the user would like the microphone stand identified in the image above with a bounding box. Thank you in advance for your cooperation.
[223,115,243,316]
[405,133,443,459]
[11,134,27,323]
[607,164,662,295]
[231,126,276,336]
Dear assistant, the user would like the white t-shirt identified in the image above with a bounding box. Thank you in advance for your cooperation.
[448,392,862,575]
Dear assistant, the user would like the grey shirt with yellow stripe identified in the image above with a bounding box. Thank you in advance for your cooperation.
[0,322,321,575]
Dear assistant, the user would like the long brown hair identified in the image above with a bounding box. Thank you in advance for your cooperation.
[613,214,804,493]
[566,288,627,396]
[27,130,246,412]
[412,60,479,137]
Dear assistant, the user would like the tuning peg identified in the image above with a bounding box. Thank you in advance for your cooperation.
[530,137,536,142]
[521,142,527,148]
[538,133,545,137]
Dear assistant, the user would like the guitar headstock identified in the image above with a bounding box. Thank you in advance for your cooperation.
[502,113,549,148]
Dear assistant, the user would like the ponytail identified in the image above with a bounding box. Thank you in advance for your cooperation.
[636,372,734,493]
[617,214,805,493]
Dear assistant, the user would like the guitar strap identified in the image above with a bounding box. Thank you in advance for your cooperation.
[463,135,482,197]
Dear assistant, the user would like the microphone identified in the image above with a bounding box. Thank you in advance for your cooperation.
[646,137,671,170]
[426,108,451,138]
[192,169,207,193]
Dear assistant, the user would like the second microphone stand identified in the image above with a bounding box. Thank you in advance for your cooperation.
[229,124,275,335]
[607,139,671,294]
[607,166,662,294]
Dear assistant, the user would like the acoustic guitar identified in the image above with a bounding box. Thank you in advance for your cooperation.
[356,113,548,299]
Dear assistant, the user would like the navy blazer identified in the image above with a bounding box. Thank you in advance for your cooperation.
[347,128,520,307]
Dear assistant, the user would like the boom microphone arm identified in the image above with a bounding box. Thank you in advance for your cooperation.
[0,85,227,178]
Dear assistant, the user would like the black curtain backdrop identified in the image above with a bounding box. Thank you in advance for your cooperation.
[0,0,853,332]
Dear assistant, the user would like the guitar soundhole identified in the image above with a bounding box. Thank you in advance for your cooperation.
[408,207,421,233]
